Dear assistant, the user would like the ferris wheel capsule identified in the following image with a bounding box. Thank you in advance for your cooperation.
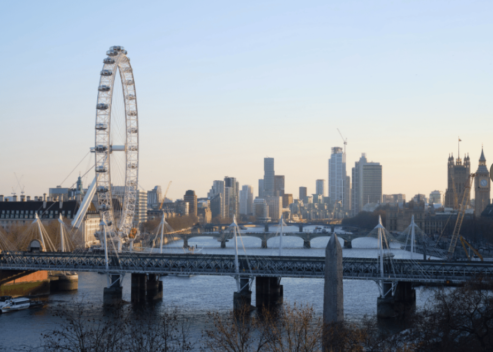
[94,46,139,242]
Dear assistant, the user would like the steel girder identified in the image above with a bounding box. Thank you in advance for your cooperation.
[1,252,492,284]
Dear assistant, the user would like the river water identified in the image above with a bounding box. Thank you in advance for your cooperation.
[0,225,436,350]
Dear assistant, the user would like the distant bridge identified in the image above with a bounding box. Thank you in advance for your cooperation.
[167,231,364,249]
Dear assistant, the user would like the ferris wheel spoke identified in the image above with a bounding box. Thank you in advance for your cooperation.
[94,46,139,249]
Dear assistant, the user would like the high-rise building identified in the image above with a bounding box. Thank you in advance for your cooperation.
[316,179,325,196]
[184,190,198,217]
[253,198,269,220]
[210,193,223,219]
[208,180,225,218]
[264,158,275,197]
[274,175,285,196]
[428,191,441,205]
[474,148,490,216]
[299,187,307,201]
[344,175,351,212]
[147,185,163,209]
[134,190,148,228]
[258,179,265,198]
[267,196,282,221]
[329,147,346,206]
[224,176,239,219]
[239,185,254,215]
[445,153,470,209]
[282,194,293,208]
[351,154,382,216]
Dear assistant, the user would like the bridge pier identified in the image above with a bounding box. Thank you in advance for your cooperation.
[233,277,252,311]
[261,237,268,249]
[303,239,311,248]
[299,225,303,232]
[221,240,226,248]
[131,273,147,303]
[344,239,352,249]
[103,275,122,306]
[264,224,269,232]
[183,237,189,248]
[256,277,283,309]
[377,281,416,318]
[147,274,163,301]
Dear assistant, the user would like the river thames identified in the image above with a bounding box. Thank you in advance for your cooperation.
[1,226,436,350]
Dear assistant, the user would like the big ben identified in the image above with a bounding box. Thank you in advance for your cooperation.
[474,148,490,216]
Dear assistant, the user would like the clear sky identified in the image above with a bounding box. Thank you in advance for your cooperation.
[1,1,493,201]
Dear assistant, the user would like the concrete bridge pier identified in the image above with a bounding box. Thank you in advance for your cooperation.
[261,236,268,249]
[377,281,416,318]
[221,240,226,248]
[344,239,352,249]
[233,277,252,311]
[303,239,311,248]
[183,237,189,248]
[131,273,147,303]
[331,225,335,233]
[256,277,283,309]
[147,274,163,301]
[264,224,269,232]
[299,225,303,232]
[104,275,122,306]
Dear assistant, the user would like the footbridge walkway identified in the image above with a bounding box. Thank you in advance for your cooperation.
[1,251,491,285]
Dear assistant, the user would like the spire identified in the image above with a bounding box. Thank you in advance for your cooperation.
[480,147,486,163]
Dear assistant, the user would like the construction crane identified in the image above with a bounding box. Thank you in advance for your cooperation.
[447,173,482,261]
[14,173,25,196]
[337,128,347,155]
[158,181,172,210]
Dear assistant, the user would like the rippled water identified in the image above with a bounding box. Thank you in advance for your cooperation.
[0,226,437,350]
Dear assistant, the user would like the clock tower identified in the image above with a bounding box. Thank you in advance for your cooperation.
[474,148,490,216]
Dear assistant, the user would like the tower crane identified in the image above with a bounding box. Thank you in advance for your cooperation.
[159,181,172,210]
[447,173,483,261]
[337,129,347,155]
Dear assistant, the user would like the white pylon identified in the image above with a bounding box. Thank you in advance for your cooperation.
[58,213,65,252]
[33,213,47,251]
[279,215,286,256]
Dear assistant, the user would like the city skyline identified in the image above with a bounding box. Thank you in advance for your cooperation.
[2,1,493,201]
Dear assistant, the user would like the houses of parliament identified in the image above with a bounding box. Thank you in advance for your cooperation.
[445,148,491,215]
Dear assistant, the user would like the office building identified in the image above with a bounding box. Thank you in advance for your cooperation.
[134,190,148,228]
[147,185,163,209]
[282,194,293,208]
[239,185,254,215]
[316,179,325,197]
[264,158,275,197]
[429,191,441,205]
[351,153,382,216]
[383,194,406,205]
[224,176,239,219]
[258,179,265,198]
[299,187,307,201]
[267,196,282,221]
[329,147,346,206]
[344,175,351,212]
[253,198,270,221]
[274,175,285,196]
[184,190,198,217]
[208,180,225,218]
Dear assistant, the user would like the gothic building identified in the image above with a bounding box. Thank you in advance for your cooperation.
[474,148,490,216]
[445,154,470,209]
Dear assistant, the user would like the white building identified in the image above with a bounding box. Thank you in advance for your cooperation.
[239,185,254,215]
[329,147,346,206]
[267,196,282,221]
[147,185,162,209]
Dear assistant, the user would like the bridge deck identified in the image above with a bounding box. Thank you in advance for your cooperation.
[1,252,491,284]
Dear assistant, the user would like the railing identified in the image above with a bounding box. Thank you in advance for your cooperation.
[1,252,492,284]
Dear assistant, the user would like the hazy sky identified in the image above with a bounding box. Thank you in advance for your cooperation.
[1,1,493,201]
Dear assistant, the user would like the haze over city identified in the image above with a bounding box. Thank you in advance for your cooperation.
[2,0,493,200]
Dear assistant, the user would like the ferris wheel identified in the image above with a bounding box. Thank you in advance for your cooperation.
[94,46,139,242]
